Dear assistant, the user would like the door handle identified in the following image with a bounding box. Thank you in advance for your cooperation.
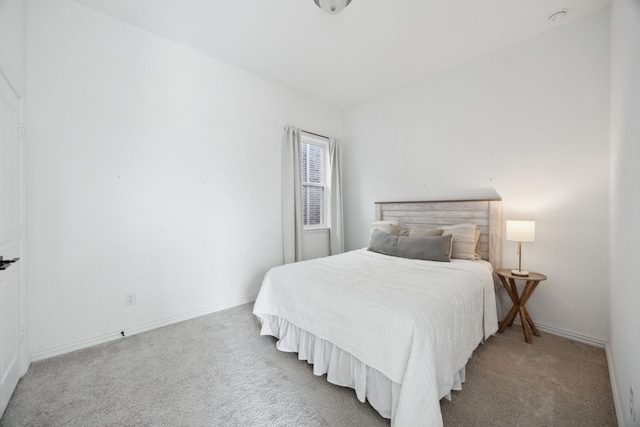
[0,256,19,270]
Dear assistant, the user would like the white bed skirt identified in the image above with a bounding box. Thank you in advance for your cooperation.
[258,314,466,421]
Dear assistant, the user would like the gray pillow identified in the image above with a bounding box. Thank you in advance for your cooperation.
[368,220,402,245]
[394,234,452,262]
[368,228,398,257]
[369,229,452,262]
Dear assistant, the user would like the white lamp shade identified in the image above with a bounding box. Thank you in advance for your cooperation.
[506,220,535,242]
[314,0,352,14]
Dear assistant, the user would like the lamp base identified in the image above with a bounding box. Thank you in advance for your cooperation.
[511,269,529,277]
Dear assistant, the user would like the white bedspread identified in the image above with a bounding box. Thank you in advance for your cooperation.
[253,249,498,427]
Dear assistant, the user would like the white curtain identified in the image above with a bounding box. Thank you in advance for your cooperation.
[328,138,345,255]
[282,126,344,263]
[282,125,303,264]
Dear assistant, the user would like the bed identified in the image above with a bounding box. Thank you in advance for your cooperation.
[253,198,502,426]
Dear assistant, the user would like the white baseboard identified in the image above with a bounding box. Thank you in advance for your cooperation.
[510,319,606,348]
[605,344,624,427]
[534,322,606,347]
[30,295,257,362]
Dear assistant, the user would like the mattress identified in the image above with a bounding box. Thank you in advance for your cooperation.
[253,249,498,426]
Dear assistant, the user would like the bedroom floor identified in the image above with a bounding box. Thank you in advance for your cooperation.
[440,325,617,426]
[1,303,616,427]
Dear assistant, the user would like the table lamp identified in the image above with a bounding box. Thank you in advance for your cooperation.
[506,220,535,276]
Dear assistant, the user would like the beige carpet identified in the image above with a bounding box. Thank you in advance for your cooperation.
[441,324,617,426]
[0,303,617,426]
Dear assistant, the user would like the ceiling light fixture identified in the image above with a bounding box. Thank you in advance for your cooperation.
[548,9,568,23]
[313,0,352,15]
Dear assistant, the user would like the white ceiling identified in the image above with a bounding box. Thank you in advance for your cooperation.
[72,0,611,109]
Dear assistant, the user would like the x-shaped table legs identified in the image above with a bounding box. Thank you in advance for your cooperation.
[497,275,542,343]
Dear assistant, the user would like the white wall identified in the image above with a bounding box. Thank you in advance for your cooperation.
[0,0,25,94]
[343,11,610,344]
[26,0,342,359]
[609,0,640,424]
[303,228,330,261]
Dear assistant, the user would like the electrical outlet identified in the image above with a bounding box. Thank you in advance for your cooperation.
[125,292,136,306]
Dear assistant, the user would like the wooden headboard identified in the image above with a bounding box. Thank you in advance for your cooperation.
[375,198,502,269]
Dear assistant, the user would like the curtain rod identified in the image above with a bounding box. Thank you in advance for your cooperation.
[301,130,329,140]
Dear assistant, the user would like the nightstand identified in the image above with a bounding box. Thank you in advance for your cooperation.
[495,269,547,344]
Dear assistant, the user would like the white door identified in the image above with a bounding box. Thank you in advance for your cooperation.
[0,70,25,418]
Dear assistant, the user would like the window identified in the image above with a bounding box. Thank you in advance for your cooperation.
[300,134,328,228]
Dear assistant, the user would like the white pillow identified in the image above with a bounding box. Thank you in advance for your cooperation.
[440,223,477,261]
[369,220,402,245]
